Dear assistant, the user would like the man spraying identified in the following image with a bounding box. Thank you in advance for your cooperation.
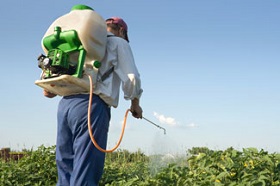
[42,5,143,186]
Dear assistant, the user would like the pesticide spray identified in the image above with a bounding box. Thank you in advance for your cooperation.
[35,4,166,153]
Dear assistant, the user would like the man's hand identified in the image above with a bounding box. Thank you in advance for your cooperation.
[43,90,57,98]
[130,98,143,119]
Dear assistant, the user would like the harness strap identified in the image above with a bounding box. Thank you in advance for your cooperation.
[100,66,114,81]
[99,34,116,82]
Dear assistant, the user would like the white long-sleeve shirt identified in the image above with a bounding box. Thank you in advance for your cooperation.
[94,32,143,107]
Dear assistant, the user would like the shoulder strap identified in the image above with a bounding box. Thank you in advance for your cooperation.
[100,66,114,81]
[99,34,116,82]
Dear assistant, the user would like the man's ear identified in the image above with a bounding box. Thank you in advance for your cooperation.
[118,27,125,38]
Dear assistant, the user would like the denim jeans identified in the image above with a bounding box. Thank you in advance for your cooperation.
[56,94,110,186]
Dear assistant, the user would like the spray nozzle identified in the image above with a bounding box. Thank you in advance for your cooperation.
[130,110,166,134]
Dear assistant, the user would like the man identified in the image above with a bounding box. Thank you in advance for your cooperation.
[44,17,143,186]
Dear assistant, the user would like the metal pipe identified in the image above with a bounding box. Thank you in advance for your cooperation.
[142,117,166,135]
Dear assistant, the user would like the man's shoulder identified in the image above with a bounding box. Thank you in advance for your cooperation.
[107,32,128,44]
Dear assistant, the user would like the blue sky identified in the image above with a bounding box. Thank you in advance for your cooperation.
[0,0,279,155]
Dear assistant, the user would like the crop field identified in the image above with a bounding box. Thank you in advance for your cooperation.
[0,145,279,186]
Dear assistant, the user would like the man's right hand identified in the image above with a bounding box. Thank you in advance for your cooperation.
[43,90,57,98]
[130,98,143,119]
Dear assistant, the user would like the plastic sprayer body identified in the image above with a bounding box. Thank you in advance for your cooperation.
[35,5,107,96]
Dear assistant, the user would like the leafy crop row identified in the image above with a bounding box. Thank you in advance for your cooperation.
[0,146,57,186]
[0,145,279,186]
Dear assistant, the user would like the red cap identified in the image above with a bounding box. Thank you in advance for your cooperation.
[106,17,128,32]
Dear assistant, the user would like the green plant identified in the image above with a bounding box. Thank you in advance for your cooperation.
[1,145,279,186]
[0,145,57,186]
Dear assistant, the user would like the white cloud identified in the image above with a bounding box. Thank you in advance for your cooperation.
[154,112,199,129]
[153,112,177,126]
[187,123,199,128]
[153,112,199,129]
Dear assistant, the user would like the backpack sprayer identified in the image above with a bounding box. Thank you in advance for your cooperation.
[35,5,107,96]
[35,4,166,153]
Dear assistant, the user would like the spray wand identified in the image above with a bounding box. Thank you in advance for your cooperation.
[142,116,166,135]
[131,110,166,135]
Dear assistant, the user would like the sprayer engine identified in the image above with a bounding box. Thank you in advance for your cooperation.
[37,25,84,79]
[37,51,76,79]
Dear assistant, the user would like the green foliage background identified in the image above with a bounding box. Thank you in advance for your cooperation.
[0,145,279,186]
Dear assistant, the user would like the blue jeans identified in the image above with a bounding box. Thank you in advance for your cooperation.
[56,94,110,186]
